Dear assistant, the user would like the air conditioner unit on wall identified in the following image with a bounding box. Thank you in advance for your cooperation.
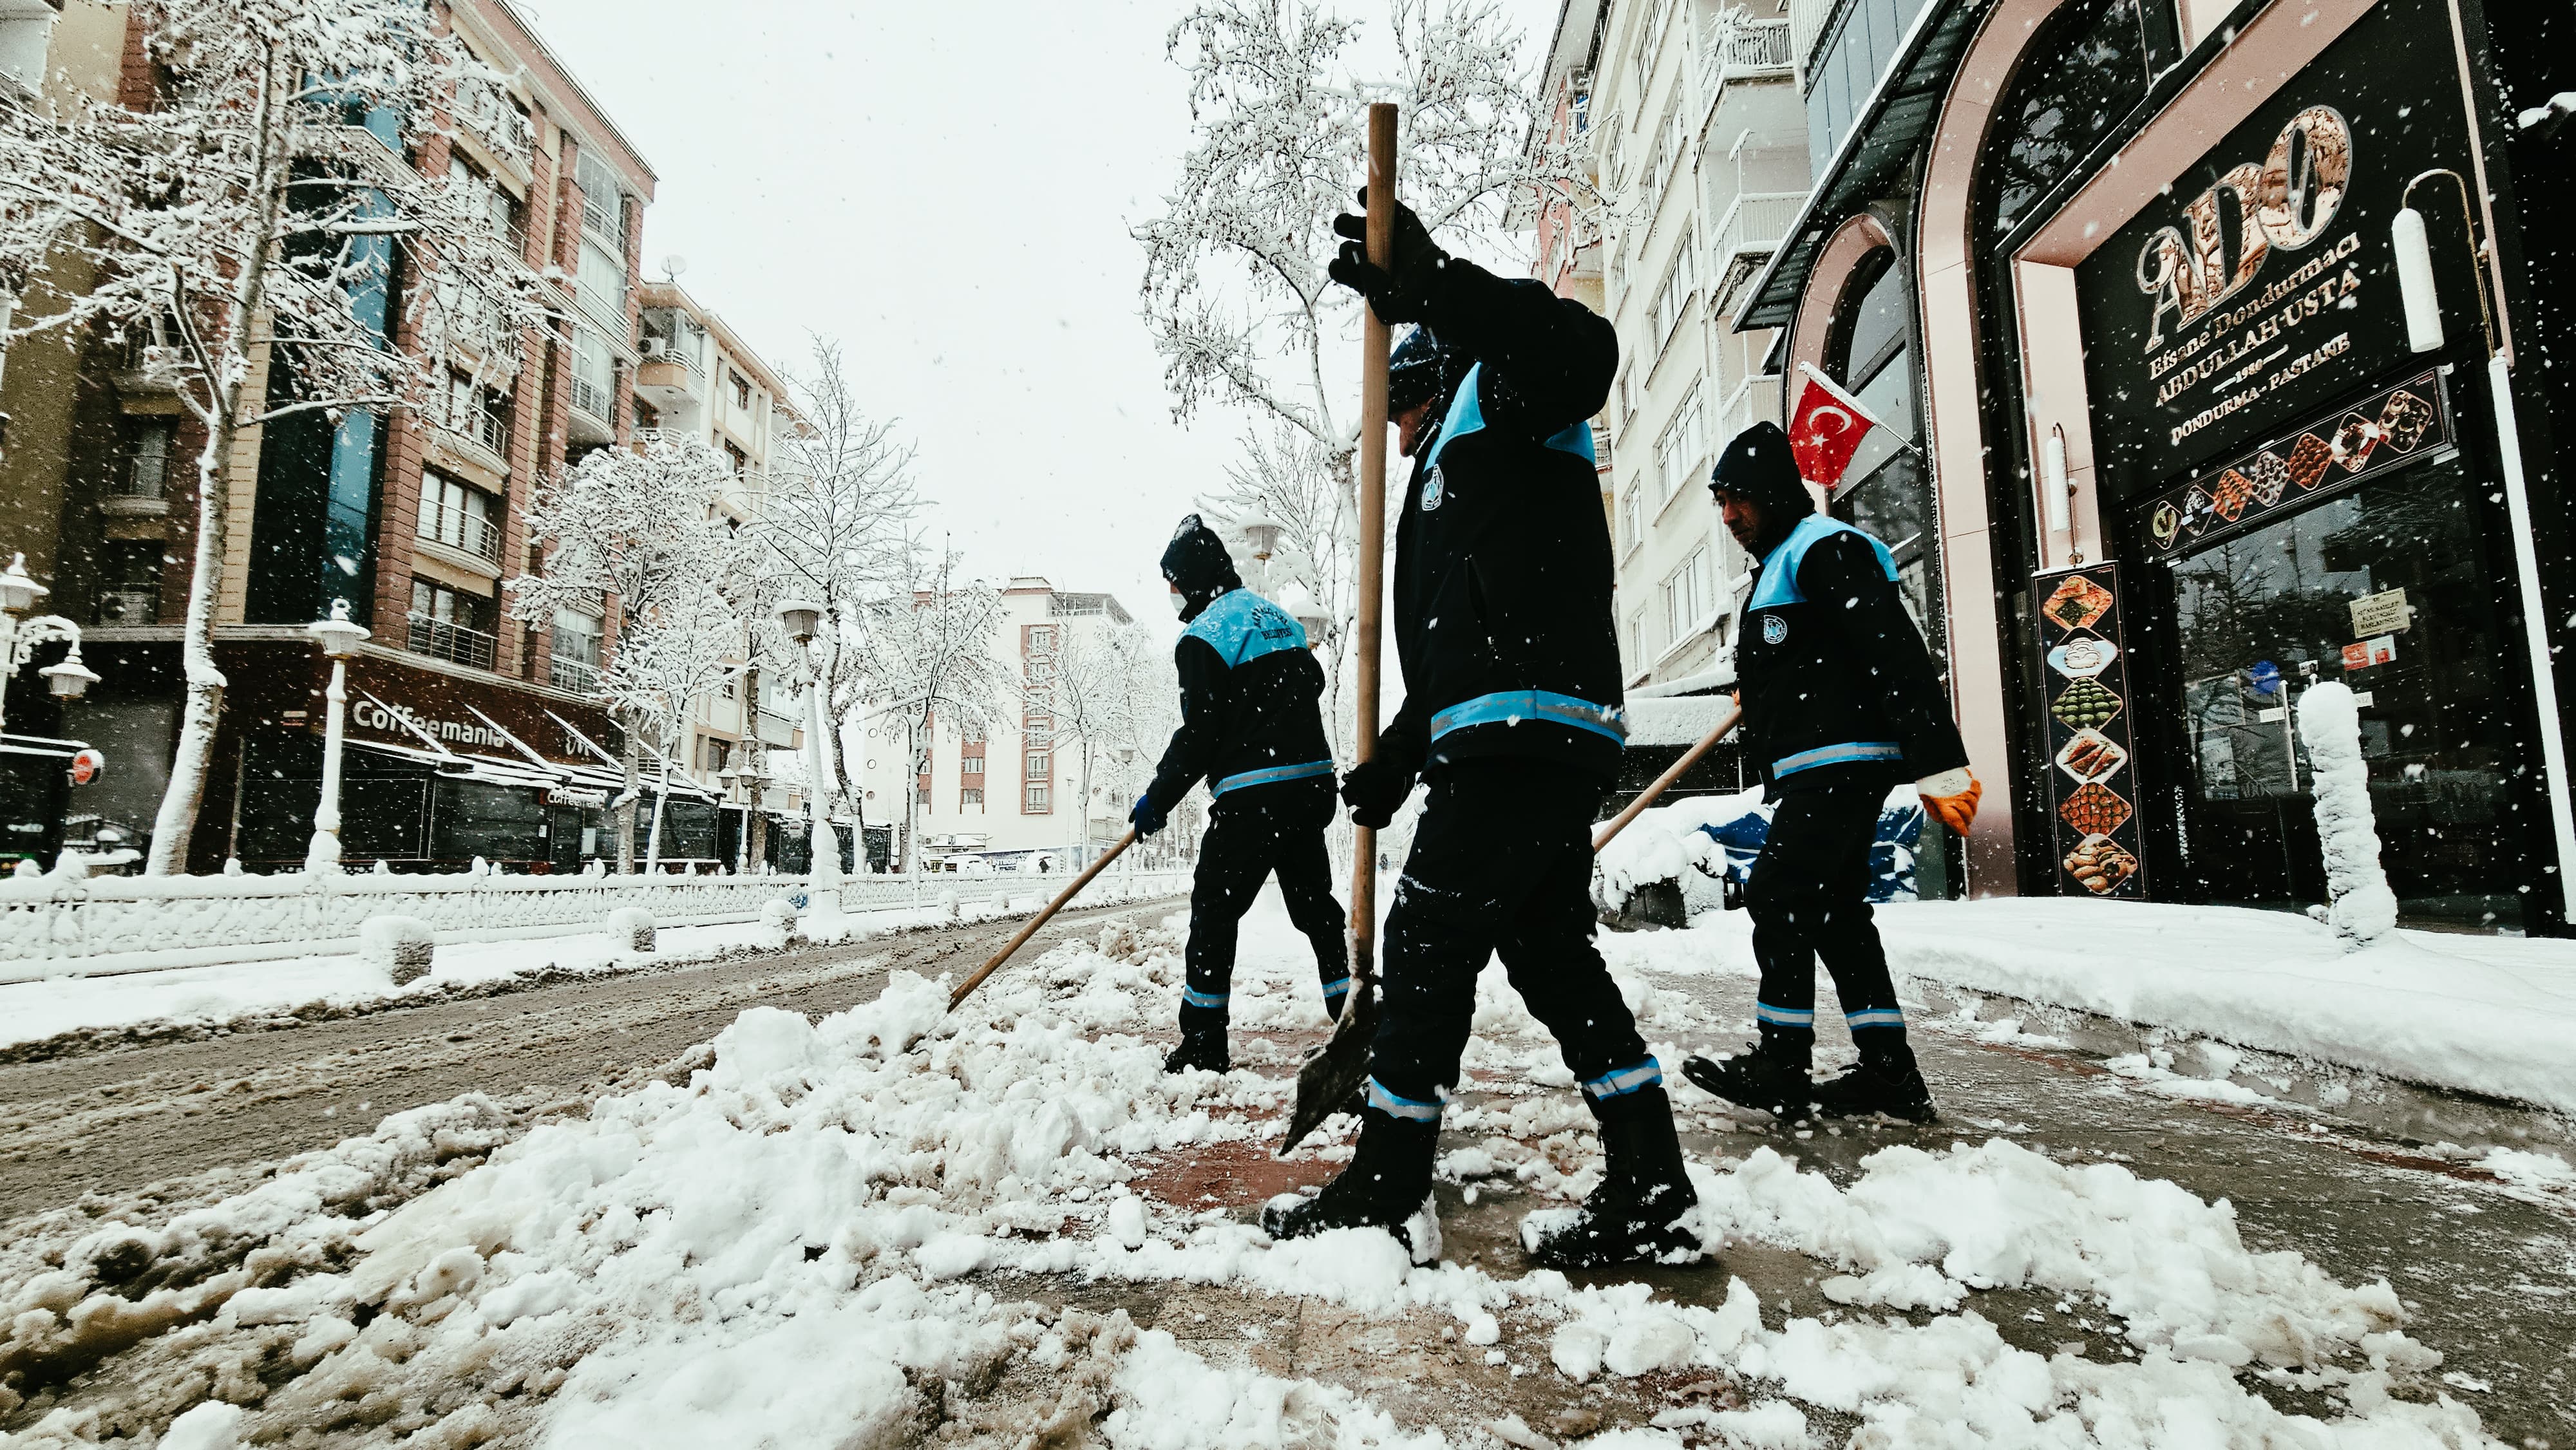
[639,338,668,359]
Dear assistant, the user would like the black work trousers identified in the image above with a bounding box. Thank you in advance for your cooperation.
[1181,774,1348,1025]
[1747,779,1907,1055]
[1365,760,1662,1125]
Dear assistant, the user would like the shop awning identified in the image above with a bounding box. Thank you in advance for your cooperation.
[1735,0,1987,331]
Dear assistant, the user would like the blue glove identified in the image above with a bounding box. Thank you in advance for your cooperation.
[1130,789,1169,838]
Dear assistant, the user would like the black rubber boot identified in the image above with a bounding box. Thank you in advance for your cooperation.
[1810,1040,1937,1123]
[1524,1086,1702,1269]
[1162,1010,1230,1075]
[1680,1035,1813,1117]
[1262,1108,1441,1262]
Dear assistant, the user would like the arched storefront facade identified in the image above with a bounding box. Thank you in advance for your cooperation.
[1739,0,2575,933]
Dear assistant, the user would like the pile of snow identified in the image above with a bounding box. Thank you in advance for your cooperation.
[1865,899,2576,1118]
[0,900,2505,1446]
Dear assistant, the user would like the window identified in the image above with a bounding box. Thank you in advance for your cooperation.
[444,372,508,455]
[729,370,752,409]
[698,736,730,773]
[574,150,625,247]
[577,237,625,326]
[1648,238,1697,353]
[960,787,984,808]
[1619,485,1643,556]
[113,419,174,500]
[1654,384,1706,506]
[1625,610,1645,668]
[961,755,984,775]
[723,440,747,475]
[418,470,500,562]
[1024,783,1050,813]
[1026,752,1050,777]
[95,540,160,625]
[1661,545,1713,643]
[408,579,498,668]
[1026,625,1056,653]
[571,329,615,419]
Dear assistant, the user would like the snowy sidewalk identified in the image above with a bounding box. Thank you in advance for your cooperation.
[1,892,2546,1447]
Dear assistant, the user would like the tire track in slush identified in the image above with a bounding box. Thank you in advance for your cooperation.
[0,901,1165,1225]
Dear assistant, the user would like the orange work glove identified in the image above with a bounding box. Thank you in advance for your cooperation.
[1917,767,1982,836]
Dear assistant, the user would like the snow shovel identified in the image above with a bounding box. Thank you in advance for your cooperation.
[946,827,1140,1012]
[1282,102,1400,1158]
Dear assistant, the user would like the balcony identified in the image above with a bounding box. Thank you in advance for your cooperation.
[548,655,602,695]
[755,709,799,748]
[1702,15,1792,93]
[406,613,498,670]
[416,502,504,565]
[1707,190,1806,315]
[634,337,704,415]
[567,373,615,443]
[1787,0,1837,87]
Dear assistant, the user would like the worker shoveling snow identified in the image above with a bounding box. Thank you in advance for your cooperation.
[0,907,2501,1447]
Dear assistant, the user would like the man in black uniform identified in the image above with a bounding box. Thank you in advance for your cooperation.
[1262,194,1699,1268]
[1130,516,1349,1075]
[1680,422,1981,1122]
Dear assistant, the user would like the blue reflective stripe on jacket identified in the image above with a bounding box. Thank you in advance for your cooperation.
[1771,740,1904,778]
[1428,688,1627,744]
[1182,588,1309,668]
[1747,513,1898,611]
[1210,759,1333,796]
[1421,363,1598,474]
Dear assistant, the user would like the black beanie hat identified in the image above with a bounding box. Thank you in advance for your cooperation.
[1387,325,1467,417]
[1159,514,1242,622]
[1709,421,1814,518]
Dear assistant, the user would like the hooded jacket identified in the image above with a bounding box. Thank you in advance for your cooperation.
[1147,520,1336,811]
[1376,257,1625,786]
[1715,426,1968,793]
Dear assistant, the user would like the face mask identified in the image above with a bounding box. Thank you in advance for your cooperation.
[1168,590,1188,617]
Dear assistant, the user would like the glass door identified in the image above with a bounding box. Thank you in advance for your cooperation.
[2163,455,2524,928]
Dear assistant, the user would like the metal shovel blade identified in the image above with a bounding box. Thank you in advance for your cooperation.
[1280,977,1377,1156]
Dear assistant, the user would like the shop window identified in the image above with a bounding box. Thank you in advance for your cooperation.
[1976,0,2155,241]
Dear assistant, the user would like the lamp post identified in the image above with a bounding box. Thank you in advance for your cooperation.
[0,554,98,733]
[303,599,371,874]
[1237,513,1284,594]
[773,598,840,907]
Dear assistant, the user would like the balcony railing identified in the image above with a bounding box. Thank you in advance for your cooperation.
[407,613,498,670]
[569,373,612,424]
[1710,191,1805,268]
[549,655,602,695]
[417,502,504,564]
[1705,15,1792,82]
[446,402,507,458]
[1787,0,1837,87]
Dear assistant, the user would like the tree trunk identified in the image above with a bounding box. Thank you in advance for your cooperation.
[142,410,237,874]
[1077,747,1094,872]
[645,729,672,872]
[616,727,641,873]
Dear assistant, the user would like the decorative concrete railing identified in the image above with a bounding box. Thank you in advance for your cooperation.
[0,866,1196,983]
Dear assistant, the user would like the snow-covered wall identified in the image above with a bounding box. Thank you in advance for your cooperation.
[0,867,1195,981]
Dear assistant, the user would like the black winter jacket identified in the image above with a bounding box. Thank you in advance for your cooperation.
[1734,513,1968,793]
[1376,258,1626,786]
[1147,588,1336,811]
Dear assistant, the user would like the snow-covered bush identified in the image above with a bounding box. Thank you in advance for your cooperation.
[356,916,435,986]
[605,907,656,956]
[2298,681,2398,948]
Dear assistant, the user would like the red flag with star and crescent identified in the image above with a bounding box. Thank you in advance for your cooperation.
[1786,361,1889,493]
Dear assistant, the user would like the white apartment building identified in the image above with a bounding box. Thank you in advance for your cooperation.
[625,282,808,805]
[1544,0,1812,692]
[856,579,1138,868]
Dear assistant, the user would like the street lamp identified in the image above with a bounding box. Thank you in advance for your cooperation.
[773,598,841,900]
[1237,513,1284,593]
[303,598,371,874]
[0,553,93,732]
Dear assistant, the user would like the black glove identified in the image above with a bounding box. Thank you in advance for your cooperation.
[1327,190,1448,325]
[1339,757,1415,830]
[1130,789,1169,838]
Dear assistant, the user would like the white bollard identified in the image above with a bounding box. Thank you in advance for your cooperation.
[605,906,657,955]
[2297,681,2398,948]
[359,915,437,985]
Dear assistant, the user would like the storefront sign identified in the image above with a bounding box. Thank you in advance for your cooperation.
[350,696,517,752]
[2342,636,2398,672]
[2076,0,2472,501]
[2139,370,2451,560]
[2032,565,2146,898]
[547,786,609,807]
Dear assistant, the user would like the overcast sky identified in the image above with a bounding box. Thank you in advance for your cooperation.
[515,0,1560,637]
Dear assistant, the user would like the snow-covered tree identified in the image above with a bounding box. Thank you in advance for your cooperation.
[0,0,554,873]
[1136,0,1589,762]
[602,578,743,872]
[742,341,920,827]
[858,547,1010,872]
[508,435,739,871]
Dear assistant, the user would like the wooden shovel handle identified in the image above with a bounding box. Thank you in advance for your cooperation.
[946,827,1140,1011]
[1591,706,1744,852]
[1349,102,1397,991]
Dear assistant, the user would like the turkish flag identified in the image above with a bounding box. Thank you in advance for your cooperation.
[1786,362,1888,493]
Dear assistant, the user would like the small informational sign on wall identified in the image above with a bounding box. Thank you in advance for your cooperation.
[2349,588,2412,637]
[2032,565,2146,898]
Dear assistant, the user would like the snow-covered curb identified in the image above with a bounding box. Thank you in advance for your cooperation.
[1869,900,2576,1119]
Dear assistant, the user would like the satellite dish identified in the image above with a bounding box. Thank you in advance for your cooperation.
[661,254,688,280]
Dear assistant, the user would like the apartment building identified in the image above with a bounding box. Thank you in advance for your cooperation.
[21,0,674,872]
[1544,0,1810,694]
[857,579,1137,869]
